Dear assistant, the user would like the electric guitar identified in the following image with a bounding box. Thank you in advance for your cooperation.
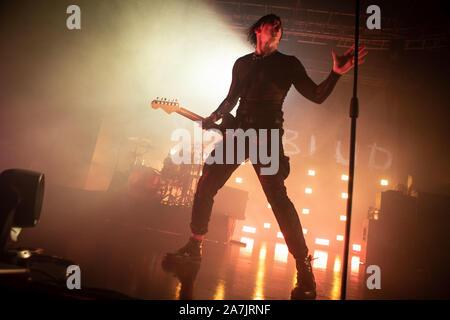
[150,97,236,132]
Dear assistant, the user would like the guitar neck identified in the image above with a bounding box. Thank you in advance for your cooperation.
[177,107,204,122]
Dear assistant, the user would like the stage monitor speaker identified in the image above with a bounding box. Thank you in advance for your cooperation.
[364,190,419,299]
[364,190,450,299]
[0,169,45,228]
[415,191,450,298]
[0,180,20,254]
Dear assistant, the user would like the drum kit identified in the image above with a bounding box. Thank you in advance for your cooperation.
[111,136,202,206]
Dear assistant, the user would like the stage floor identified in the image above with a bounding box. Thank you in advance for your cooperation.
[14,186,366,300]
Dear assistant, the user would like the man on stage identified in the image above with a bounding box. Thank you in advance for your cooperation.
[166,14,367,300]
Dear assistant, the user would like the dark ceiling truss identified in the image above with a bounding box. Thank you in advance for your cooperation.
[212,1,449,51]
[207,1,449,87]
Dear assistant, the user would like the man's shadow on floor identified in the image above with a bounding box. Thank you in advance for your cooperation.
[162,254,201,300]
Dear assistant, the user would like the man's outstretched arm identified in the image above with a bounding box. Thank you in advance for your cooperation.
[292,57,341,105]
[292,44,367,104]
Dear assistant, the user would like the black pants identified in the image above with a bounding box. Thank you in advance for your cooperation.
[190,117,309,260]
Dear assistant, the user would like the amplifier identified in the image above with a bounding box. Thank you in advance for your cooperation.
[213,186,248,220]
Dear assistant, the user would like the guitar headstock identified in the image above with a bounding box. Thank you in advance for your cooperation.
[151,97,180,114]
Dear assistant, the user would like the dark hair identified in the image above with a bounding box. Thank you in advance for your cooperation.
[247,14,283,47]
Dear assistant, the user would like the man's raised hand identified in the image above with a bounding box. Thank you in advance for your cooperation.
[332,44,368,75]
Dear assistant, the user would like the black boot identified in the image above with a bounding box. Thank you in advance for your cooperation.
[162,237,203,273]
[291,255,317,300]
[162,237,202,299]
[173,237,203,260]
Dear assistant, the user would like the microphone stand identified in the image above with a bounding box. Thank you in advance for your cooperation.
[340,0,360,300]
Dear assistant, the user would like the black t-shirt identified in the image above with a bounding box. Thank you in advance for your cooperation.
[212,50,341,120]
